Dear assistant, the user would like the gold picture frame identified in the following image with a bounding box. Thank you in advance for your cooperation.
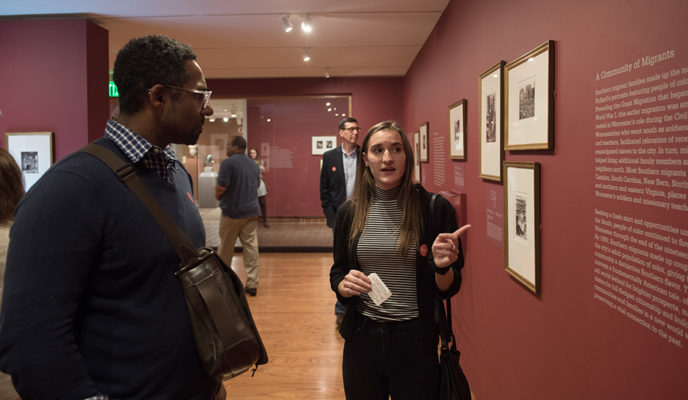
[479,61,505,181]
[448,99,467,160]
[505,40,555,150]
[419,122,429,162]
[5,131,54,190]
[504,161,541,294]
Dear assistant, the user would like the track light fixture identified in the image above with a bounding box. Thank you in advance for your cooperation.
[281,14,293,33]
[302,48,311,62]
[301,14,312,33]
[324,68,331,78]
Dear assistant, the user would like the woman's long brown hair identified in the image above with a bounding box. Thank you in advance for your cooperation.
[0,148,24,223]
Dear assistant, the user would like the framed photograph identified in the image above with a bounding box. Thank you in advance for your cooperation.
[413,131,421,183]
[5,131,54,190]
[503,161,541,294]
[448,100,467,160]
[419,122,429,162]
[505,40,554,150]
[311,135,337,155]
[479,61,505,181]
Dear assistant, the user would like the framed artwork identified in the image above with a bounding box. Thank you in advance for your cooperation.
[413,131,421,183]
[503,161,541,294]
[5,131,54,190]
[311,135,337,155]
[479,61,505,181]
[419,122,429,162]
[448,99,467,160]
[505,40,554,150]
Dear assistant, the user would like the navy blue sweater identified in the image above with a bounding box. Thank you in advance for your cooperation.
[0,138,216,399]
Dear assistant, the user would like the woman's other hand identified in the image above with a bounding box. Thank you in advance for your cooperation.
[338,269,372,298]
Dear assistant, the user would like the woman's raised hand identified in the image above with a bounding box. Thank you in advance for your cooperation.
[432,224,471,269]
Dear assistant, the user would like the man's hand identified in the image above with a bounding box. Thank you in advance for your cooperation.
[215,184,227,200]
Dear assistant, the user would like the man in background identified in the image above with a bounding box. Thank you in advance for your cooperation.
[0,35,224,399]
[319,117,361,327]
[216,135,261,296]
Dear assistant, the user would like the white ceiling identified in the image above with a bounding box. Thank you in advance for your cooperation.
[1,0,450,79]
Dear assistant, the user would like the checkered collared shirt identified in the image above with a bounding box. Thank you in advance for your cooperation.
[104,119,178,182]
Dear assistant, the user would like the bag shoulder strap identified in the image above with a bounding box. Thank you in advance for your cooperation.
[81,143,197,266]
[430,192,458,349]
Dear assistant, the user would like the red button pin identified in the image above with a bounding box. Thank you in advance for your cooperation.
[419,244,428,257]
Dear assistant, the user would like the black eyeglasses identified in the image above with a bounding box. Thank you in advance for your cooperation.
[342,127,361,132]
[164,85,212,110]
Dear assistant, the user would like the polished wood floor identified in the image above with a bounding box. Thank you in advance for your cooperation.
[223,252,346,399]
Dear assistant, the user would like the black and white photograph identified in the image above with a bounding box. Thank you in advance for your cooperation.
[311,135,337,155]
[448,99,467,160]
[479,61,504,181]
[504,161,541,294]
[518,78,536,120]
[505,40,554,150]
[515,194,527,240]
[21,151,39,173]
[485,93,496,143]
[5,131,54,190]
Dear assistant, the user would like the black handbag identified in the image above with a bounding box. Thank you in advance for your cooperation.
[438,296,471,400]
[82,143,268,380]
[429,193,471,400]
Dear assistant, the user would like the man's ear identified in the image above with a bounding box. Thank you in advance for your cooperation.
[147,84,166,108]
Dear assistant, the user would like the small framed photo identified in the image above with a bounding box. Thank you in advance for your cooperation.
[448,99,467,160]
[5,131,54,190]
[505,40,554,150]
[419,122,429,162]
[413,131,421,183]
[312,135,337,155]
[479,61,505,181]
[503,161,541,294]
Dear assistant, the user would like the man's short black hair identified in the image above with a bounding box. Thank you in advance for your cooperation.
[113,35,196,115]
[338,117,358,131]
[230,135,247,150]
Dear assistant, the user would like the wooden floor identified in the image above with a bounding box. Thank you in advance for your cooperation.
[199,208,333,251]
[223,252,346,399]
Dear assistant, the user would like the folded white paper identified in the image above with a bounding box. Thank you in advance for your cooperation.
[368,273,392,306]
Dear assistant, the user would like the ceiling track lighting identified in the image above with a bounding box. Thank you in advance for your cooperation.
[302,48,311,62]
[281,14,293,33]
[324,67,331,78]
[301,14,312,33]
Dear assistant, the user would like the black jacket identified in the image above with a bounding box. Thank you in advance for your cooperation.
[319,145,360,228]
[329,184,464,343]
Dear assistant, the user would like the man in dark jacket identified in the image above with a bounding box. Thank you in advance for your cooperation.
[0,35,224,399]
[319,117,361,326]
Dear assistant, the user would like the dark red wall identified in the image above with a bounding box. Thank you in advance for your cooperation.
[403,0,688,399]
[206,77,403,216]
[0,19,109,159]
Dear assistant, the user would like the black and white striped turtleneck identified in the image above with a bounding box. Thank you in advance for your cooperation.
[356,185,418,322]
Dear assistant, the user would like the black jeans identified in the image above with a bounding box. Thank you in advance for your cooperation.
[342,314,439,400]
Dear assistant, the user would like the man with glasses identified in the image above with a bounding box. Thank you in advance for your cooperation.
[0,35,225,399]
[320,117,361,327]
